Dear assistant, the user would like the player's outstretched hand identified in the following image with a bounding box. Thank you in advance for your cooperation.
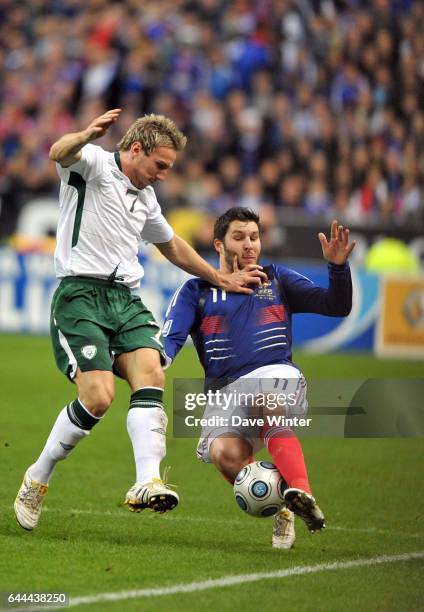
[216,256,267,294]
[318,220,356,265]
[84,109,122,142]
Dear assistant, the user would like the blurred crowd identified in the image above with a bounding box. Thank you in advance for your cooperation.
[0,0,423,244]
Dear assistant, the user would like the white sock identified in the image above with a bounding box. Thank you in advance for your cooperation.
[127,407,168,483]
[30,406,91,484]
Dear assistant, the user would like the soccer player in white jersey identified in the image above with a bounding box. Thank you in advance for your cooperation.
[164,207,355,548]
[14,109,267,530]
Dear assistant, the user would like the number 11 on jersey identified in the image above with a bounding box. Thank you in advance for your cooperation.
[211,288,227,303]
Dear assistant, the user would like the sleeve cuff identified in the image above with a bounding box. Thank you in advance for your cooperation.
[328,262,350,272]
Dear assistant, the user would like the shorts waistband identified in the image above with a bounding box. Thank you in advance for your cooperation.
[60,276,132,291]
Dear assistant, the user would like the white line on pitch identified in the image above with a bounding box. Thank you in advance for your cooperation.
[16,552,424,611]
[40,506,424,539]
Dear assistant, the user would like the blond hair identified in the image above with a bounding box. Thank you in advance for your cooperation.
[117,114,187,153]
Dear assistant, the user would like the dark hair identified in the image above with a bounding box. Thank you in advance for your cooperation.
[213,207,260,241]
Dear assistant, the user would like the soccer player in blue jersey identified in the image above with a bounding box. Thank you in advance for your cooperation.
[163,207,355,548]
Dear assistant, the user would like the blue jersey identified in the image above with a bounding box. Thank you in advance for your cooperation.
[163,262,352,379]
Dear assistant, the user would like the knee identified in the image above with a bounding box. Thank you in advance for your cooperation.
[80,382,114,416]
[215,448,244,473]
[210,439,251,480]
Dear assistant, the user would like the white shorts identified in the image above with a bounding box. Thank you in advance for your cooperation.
[196,363,308,463]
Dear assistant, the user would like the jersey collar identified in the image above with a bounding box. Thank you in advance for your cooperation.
[114,151,122,172]
[113,150,150,193]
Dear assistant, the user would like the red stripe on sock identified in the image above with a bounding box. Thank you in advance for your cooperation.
[263,427,311,494]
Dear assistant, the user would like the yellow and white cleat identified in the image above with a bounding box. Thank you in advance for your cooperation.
[124,478,179,514]
[14,467,48,531]
[272,507,296,549]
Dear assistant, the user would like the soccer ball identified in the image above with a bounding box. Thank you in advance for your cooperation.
[233,461,287,518]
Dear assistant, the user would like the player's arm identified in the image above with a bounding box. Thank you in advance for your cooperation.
[156,234,267,295]
[281,264,353,316]
[280,221,355,316]
[163,281,199,365]
[49,109,122,167]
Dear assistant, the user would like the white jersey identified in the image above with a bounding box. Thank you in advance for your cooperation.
[54,143,174,288]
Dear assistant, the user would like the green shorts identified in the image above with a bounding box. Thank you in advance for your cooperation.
[50,276,165,381]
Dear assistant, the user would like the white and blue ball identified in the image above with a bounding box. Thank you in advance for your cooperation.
[233,461,287,518]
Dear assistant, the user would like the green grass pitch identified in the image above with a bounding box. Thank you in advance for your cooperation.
[0,334,423,611]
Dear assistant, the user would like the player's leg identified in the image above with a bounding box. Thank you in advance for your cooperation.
[262,426,312,492]
[14,368,115,531]
[116,347,178,513]
[196,380,295,548]
[111,291,178,514]
[263,425,325,532]
[14,280,115,530]
[33,368,114,478]
[207,372,301,547]
[14,367,115,531]
[116,347,166,483]
[208,434,295,549]
[209,435,253,484]
[259,366,325,532]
